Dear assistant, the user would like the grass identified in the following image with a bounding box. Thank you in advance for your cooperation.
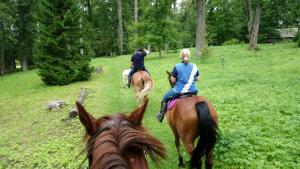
[0,43,299,169]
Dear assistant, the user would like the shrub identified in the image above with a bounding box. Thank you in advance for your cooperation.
[293,31,300,42]
[222,39,240,46]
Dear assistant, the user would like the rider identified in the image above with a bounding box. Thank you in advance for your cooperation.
[156,48,200,122]
[127,48,150,88]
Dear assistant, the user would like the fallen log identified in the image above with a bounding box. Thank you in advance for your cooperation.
[62,88,89,122]
[46,100,67,111]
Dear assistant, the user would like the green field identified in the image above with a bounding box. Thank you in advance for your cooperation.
[0,43,299,169]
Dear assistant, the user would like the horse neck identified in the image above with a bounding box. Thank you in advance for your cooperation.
[90,132,128,169]
[89,117,150,169]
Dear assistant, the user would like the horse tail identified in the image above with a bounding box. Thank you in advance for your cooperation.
[138,78,153,100]
[190,101,218,168]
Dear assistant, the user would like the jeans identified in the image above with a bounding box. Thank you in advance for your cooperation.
[162,89,180,102]
[162,89,198,102]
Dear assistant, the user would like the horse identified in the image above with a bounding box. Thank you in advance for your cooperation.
[122,69,131,88]
[165,71,218,169]
[76,98,166,169]
[131,71,153,106]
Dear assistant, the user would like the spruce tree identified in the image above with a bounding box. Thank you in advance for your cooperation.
[35,0,92,85]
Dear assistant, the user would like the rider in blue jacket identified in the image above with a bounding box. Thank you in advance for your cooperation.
[156,49,200,122]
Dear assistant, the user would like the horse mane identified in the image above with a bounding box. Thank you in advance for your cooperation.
[82,113,165,169]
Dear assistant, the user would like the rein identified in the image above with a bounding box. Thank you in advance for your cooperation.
[76,126,110,169]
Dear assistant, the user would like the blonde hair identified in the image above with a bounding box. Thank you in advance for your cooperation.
[180,48,190,63]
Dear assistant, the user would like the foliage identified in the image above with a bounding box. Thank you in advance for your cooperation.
[177,0,197,48]
[15,0,37,70]
[0,1,17,74]
[0,43,299,168]
[206,0,246,45]
[136,0,180,57]
[293,31,300,42]
[34,0,92,85]
[259,0,300,43]
[222,39,240,46]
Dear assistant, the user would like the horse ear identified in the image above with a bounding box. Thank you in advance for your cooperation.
[128,97,149,125]
[166,70,171,75]
[76,102,97,135]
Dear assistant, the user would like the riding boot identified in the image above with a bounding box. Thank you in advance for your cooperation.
[156,101,167,123]
[127,78,131,88]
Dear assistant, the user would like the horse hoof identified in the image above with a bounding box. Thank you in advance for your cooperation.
[178,163,185,168]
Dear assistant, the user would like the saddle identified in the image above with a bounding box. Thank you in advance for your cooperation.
[167,93,196,110]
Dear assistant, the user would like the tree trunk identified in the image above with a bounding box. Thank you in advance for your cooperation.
[158,46,162,58]
[21,49,28,71]
[0,24,4,75]
[147,44,151,53]
[86,0,92,21]
[249,0,261,50]
[246,0,253,36]
[18,3,29,71]
[165,43,169,53]
[195,0,206,56]
[117,0,123,55]
[134,0,138,23]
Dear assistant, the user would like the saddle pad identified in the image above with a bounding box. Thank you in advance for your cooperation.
[167,99,180,110]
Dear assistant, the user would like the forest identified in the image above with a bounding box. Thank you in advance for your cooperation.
[0,0,299,82]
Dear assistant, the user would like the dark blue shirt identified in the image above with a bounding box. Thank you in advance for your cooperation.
[131,51,147,69]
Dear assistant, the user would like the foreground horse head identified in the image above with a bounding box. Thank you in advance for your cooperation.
[76,98,165,169]
[166,71,218,169]
[131,71,153,106]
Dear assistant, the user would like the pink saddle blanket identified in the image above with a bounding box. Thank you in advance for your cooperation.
[167,99,180,110]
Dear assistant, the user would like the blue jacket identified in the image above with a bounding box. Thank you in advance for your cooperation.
[171,62,199,94]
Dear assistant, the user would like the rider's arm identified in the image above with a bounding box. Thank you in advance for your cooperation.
[195,70,200,81]
[170,76,176,84]
[141,49,148,57]
[171,66,178,85]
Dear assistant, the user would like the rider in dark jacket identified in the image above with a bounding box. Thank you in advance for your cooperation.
[127,48,149,88]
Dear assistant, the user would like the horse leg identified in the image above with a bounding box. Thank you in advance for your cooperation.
[171,129,184,167]
[183,140,202,169]
[205,149,213,169]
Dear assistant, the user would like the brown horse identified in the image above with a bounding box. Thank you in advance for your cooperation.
[166,71,218,169]
[131,71,153,106]
[76,98,165,169]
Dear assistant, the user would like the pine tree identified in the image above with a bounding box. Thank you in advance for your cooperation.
[0,1,17,75]
[35,0,92,85]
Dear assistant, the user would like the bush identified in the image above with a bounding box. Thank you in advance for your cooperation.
[298,38,300,47]
[222,39,240,46]
[293,31,300,42]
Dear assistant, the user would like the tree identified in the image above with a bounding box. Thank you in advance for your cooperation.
[136,0,178,57]
[135,0,138,23]
[117,0,124,55]
[247,0,261,50]
[195,0,206,56]
[35,0,92,85]
[16,0,36,71]
[0,1,16,75]
[206,0,246,45]
[177,0,197,48]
